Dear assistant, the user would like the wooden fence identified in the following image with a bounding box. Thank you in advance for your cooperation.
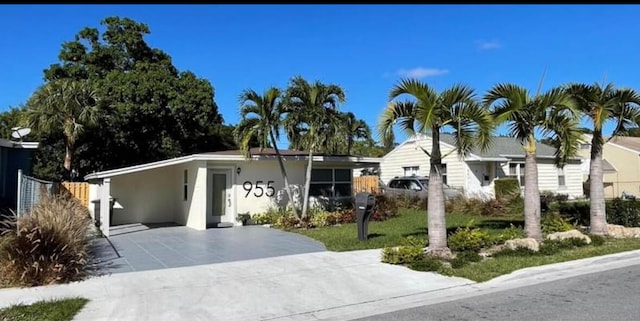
[352,175,380,194]
[61,182,90,207]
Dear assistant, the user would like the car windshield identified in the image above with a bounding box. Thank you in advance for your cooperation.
[419,179,429,187]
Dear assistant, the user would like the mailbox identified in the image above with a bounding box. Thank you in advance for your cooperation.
[355,192,376,241]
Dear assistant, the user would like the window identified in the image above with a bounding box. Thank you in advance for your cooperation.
[310,168,352,198]
[508,163,526,186]
[183,170,188,201]
[558,167,566,187]
[580,143,591,150]
[403,166,419,176]
[440,164,447,185]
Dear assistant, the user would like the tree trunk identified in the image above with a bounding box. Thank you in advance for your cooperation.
[270,130,299,219]
[347,137,353,155]
[301,148,314,219]
[427,130,449,255]
[524,136,542,242]
[589,132,608,235]
[64,143,74,173]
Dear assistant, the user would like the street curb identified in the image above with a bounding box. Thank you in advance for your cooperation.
[271,249,640,321]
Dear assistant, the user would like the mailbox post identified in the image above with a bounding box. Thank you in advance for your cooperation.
[355,192,376,241]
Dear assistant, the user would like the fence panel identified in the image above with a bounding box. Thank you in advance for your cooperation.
[16,169,56,216]
[353,175,380,194]
[61,182,90,207]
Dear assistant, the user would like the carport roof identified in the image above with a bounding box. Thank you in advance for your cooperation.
[84,149,380,180]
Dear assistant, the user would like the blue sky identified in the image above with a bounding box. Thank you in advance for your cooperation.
[2,4,640,147]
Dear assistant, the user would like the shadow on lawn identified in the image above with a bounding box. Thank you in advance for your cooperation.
[401,219,525,238]
[366,233,385,239]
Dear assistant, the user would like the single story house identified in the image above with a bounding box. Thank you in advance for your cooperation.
[578,134,639,198]
[0,138,39,209]
[85,148,381,236]
[379,133,583,199]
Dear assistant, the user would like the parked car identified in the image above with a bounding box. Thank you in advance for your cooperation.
[383,176,463,200]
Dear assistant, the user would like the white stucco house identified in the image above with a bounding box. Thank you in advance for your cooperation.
[85,148,380,236]
[379,133,584,199]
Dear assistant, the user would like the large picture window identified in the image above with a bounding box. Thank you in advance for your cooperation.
[309,168,352,198]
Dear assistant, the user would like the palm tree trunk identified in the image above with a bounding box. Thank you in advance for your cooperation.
[427,130,449,255]
[64,143,74,173]
[589,132,608,235]
[524,136,542,242]
[270,130,299,219]
[301,148,314,219]
[347,137,353,155]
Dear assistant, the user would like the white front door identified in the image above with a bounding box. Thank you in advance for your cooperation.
[208,169,233,225]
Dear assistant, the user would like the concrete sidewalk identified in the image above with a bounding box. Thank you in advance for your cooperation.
[2,249,639,321]
[0,249,473,321]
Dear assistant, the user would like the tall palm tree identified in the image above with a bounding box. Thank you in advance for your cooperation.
[484,84,581,242]
[341,112,373,155]
[24,79,99,175]
[379,79,493,255]
[284,76,346,219]
[234,87,300,218]
[565,82,640,235]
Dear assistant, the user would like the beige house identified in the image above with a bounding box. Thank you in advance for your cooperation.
[85,148,380,237]
[578,134,640,198]
[379,133,584,199]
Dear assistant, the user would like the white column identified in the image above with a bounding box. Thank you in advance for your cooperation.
[100,178,111,237]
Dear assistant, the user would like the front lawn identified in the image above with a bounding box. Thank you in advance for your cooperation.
[0,298,88,321]
[294,208,522,251]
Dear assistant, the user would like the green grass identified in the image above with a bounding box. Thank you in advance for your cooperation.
[0,298,88,321]
[440,238,640,282]
[294,209,522,251]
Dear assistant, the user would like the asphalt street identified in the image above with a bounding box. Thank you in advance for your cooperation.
[354,264,640,321]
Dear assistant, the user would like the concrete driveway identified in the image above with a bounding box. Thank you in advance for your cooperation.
[89,223,327,274]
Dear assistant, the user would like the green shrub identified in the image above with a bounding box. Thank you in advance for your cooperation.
[505,196,524,216]
[394,194,426,211]
[495,178,520,200]
[336,209,355,224]
[381,245,424,265]
[554,201,590,226]
[0,192,91,287]
[538,238,589,255]
[491,247,538,258]
[450,251,482,268]
[541,213,574,234]
[607,197,640,227]
[310,211,331,228]
[399,235,427,248]
[448,223,492,252]
[588,234,606,246]
[274,216,299,229]
[498,224,526,242]
[408,256,444,272]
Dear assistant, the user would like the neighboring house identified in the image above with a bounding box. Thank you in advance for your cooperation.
[578,134,640,198]
[85,148,381,237]
[379,133,583,199]
[0,139,39,209]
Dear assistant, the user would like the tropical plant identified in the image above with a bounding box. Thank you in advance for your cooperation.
[378,79,493,255]
[484,82,581,241]
[341,112,373,155]
[565,82,640,235]
[24,79,99,176]
[284,76,346,219]
[234,87,299,218]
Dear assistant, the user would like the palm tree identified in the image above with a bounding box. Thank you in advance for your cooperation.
[234,87,300,218]
[24,79,99,175]
[484,84,581,242]
[341,112,373,155]
[284,76,346,219]
[565,82,640,235]
[378,79,493,255]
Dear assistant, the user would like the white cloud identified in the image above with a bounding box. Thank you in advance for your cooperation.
[395,67,449,79]
[476,40,502,50]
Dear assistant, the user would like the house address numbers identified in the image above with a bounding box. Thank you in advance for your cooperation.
[243,180,276,198]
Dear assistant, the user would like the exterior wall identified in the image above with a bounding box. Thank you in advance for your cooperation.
[232,159,306,216]
[466,162,494,198]
[379,136,470,193]
[601,143,640,198]
[498,158,583,198]
[110,165,180,225]
[175,161,207,230]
